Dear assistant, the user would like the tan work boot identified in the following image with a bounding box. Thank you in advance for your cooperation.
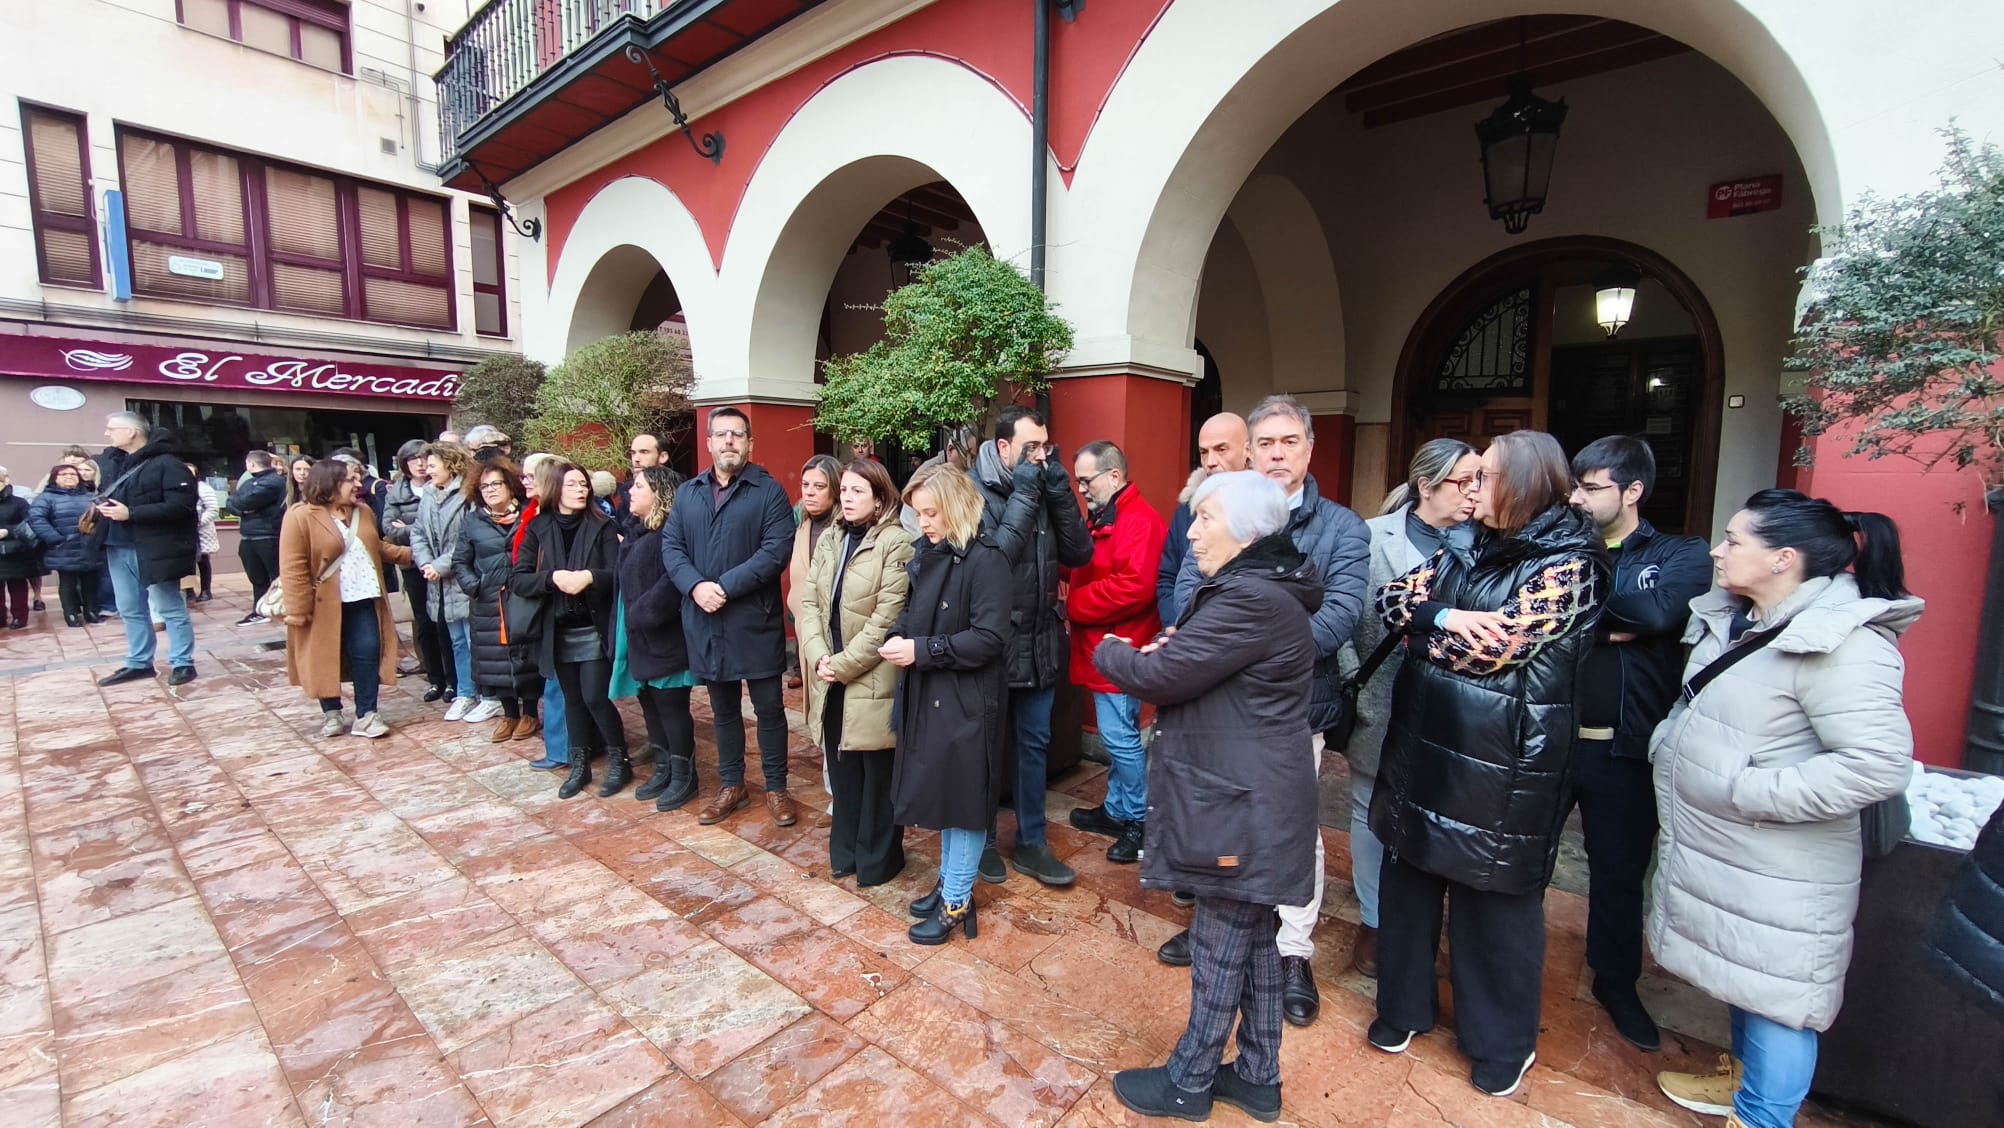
[490,717,518,743]
[697,785,750,825]
[1657,1054,1743,1117]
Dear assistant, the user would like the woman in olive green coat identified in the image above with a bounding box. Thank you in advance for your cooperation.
[800,459,915,886]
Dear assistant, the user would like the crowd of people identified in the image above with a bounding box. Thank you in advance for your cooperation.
[17,400,1935,1127]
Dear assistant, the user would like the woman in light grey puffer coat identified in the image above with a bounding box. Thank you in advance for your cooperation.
[1649,489,1921,1128]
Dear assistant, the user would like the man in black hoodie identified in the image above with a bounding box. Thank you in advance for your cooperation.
[94,412,199,686]
[229,449,287,622]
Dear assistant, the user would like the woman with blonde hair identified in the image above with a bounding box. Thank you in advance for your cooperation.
[884,466,1012,943]
[801,459,916,886]
[612,464,701,810]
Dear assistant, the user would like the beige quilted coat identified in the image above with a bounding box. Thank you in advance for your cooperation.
[798,515,916,753]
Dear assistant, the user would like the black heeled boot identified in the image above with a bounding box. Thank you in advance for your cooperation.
[909,885,942,919]
[597,747,632,798]
[654,754,697,812]
[557,751,594,799]
[908,896,977,945]
[633,745,672,801]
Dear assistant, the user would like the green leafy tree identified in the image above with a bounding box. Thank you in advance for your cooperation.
[525,329,695,473]
[1786,130,2004,484]
[452,354,545,438]
[815,244,1073,448]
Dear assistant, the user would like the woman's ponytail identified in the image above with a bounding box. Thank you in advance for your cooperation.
[1846,511,1909,599]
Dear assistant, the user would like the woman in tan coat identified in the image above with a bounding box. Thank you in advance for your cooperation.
[279,459,412,738]
[799,459,914,885]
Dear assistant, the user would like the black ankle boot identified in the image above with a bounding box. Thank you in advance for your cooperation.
[597,747,632,798]
[654,754,697,812]
[633,745,672,801]
[909,884,942,919]
[558,752,594,799]
[908,897,977,945]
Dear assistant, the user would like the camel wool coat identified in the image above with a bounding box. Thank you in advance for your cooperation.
[279,503,412,700]
[798,516,916,753]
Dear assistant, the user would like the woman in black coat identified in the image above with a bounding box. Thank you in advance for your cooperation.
[0,470,39,628]
[1368,430,1608,1098]
[1093,470,1321,1123]
[610,465,700,811]
[512,460,626,801]
[883,466,1012,946]
[454,459,541,741]
[28,463,105,626]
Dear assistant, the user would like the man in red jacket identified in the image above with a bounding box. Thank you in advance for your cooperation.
[1066,441,1170,864]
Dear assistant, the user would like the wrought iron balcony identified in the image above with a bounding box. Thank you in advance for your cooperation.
[435,0,821,193]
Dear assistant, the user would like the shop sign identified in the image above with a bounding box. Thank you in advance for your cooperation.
[1707,175,1783,219]
[2,334,461,402]
[167,255,227,280]
[29,385,87,411]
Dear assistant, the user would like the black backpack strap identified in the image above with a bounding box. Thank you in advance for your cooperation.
[1681,627,1778,703]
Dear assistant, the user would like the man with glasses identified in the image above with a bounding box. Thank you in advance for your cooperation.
[1065,441,1168,865]
[93,412,201,687]
[1566,435,1712,1052]
[661,407,800,826]
[972,405,1094,887]
[1161,394,1370,1027]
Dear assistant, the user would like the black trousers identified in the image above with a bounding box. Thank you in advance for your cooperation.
[497,686,540,720]
[556,657,626,754]
[1568,738,1658,987]
[706,676,789,790]
[57,569,101,619]
[1376,853,1547,1066]
[239,537,279,606]
[1166,896,1285,1090]
[638,685,695,761]
[399,569,443,687]
[824,684,904,884]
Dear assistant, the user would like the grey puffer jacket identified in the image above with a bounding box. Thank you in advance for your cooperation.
[1648,575,1923,1032]
[410,480,471,623]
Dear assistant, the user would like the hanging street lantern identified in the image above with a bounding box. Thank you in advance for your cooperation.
[1475,74,1568,234]
[1595,264,1643,337]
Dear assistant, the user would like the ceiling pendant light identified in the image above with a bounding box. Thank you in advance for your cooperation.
[1594,264,1643,337]
[1475,19,1568,234]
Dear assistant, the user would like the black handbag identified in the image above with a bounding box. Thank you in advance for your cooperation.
[498,541,545,646]
[1325,631,1404,750]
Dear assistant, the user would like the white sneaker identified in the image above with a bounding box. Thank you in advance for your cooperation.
[351,712,390,739]
[318,711,349,738]
[462,697,504,723]
[443,696,473,722]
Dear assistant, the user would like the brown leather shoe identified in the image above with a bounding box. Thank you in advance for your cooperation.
[489,717,518,743]
[512,716,542,742]
[697,786,750,825]
[1353,924,1380,979]
[766,789,798,827]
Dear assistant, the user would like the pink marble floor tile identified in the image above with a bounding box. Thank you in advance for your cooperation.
[346,878,520,973]
[701,1012,868,1124]
[289,1032,489,1128]
[599,939,811,1079]
[447,992,670,1128]
[852,981,1100,1127]
[44,895,227,999]
[387,927,586,1054]
[583,1067,749,1127]
[730,850,871,926]
[60,1025,305,1128]
[521,883,708,990]
[50,952,260,1093]
[760,1045,990,1127]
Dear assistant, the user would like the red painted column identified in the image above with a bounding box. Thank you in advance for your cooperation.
[1795,427,1995,767]
[1307,414,1357,510]
[1045,372,1193,510]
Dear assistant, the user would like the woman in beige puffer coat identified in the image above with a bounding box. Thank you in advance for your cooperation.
[1649,489,1921,1128]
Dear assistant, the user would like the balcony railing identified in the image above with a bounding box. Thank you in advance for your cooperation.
[438,0,679,168]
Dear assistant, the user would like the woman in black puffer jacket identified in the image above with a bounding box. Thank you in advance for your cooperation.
[28,464,105,626]
[454,459,541,739]
[1367,430,1608,1098]
[0,471,39,628]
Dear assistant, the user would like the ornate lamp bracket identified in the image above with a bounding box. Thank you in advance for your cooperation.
[474,167,542,242]
[625,44,726,165]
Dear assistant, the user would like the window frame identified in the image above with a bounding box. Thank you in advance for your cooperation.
[174,0,353,75]
[20,102,102,290]
[114,125,459,332]
[469,204,508,338]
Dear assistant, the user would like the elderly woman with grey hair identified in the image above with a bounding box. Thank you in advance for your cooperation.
[1093,469,1322,1122]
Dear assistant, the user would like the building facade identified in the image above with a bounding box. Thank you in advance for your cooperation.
[435,0,1996,764]
[0,0,521,548]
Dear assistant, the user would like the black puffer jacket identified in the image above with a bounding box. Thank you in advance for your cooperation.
[1370,503,1609,895]
[28,484,102,573]
[228,470,288,542]
[972,442,1092,689]
[380,476,424,547]
[619,527,688,683]
[454,506,534,694]
[512,509,620,677]
[1095,533,1322,907]
[94,440,198,586]
[0,489,38,581]
[1929,805,2004,1018]
[1581,520,1714,760]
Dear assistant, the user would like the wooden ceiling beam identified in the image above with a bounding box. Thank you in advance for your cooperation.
[1343,22,1667,115]
[1339,15,1598,90]
[1358,37,1690,128]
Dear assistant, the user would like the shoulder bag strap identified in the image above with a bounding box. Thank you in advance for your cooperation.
[97,462,148,502]
[1681,627,1778,703]
[1347,629,1404,689]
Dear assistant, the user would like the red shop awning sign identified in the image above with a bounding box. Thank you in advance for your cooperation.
[4,334,462,402]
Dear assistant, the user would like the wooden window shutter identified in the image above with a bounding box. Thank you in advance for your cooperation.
[23,107,99,286]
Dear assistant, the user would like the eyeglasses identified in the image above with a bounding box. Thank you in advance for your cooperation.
[480,479,509,491]
[710,428,749,440]
[1076,469,1115,491]
[1574,481,1619,495]
[1014,440,1053,456]
[1439,476,1478,494]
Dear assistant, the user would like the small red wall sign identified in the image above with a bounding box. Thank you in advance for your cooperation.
[1708,175,1784,219]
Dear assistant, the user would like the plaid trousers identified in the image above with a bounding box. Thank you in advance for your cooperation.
[1166,895,1285,1090]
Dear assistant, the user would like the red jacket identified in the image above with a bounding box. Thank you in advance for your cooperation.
[1067,485,1169,694]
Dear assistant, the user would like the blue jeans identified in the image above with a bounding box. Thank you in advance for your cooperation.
[320,600,381,717]
[107,546,194,669]
[990,686,1056,849]
[1094,691,1146,823]
[940,827,985,906]
[1349,768,1384,928]
[444,618,475,699]
[1731,1007,1818,1128]
[542,678,569,763]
